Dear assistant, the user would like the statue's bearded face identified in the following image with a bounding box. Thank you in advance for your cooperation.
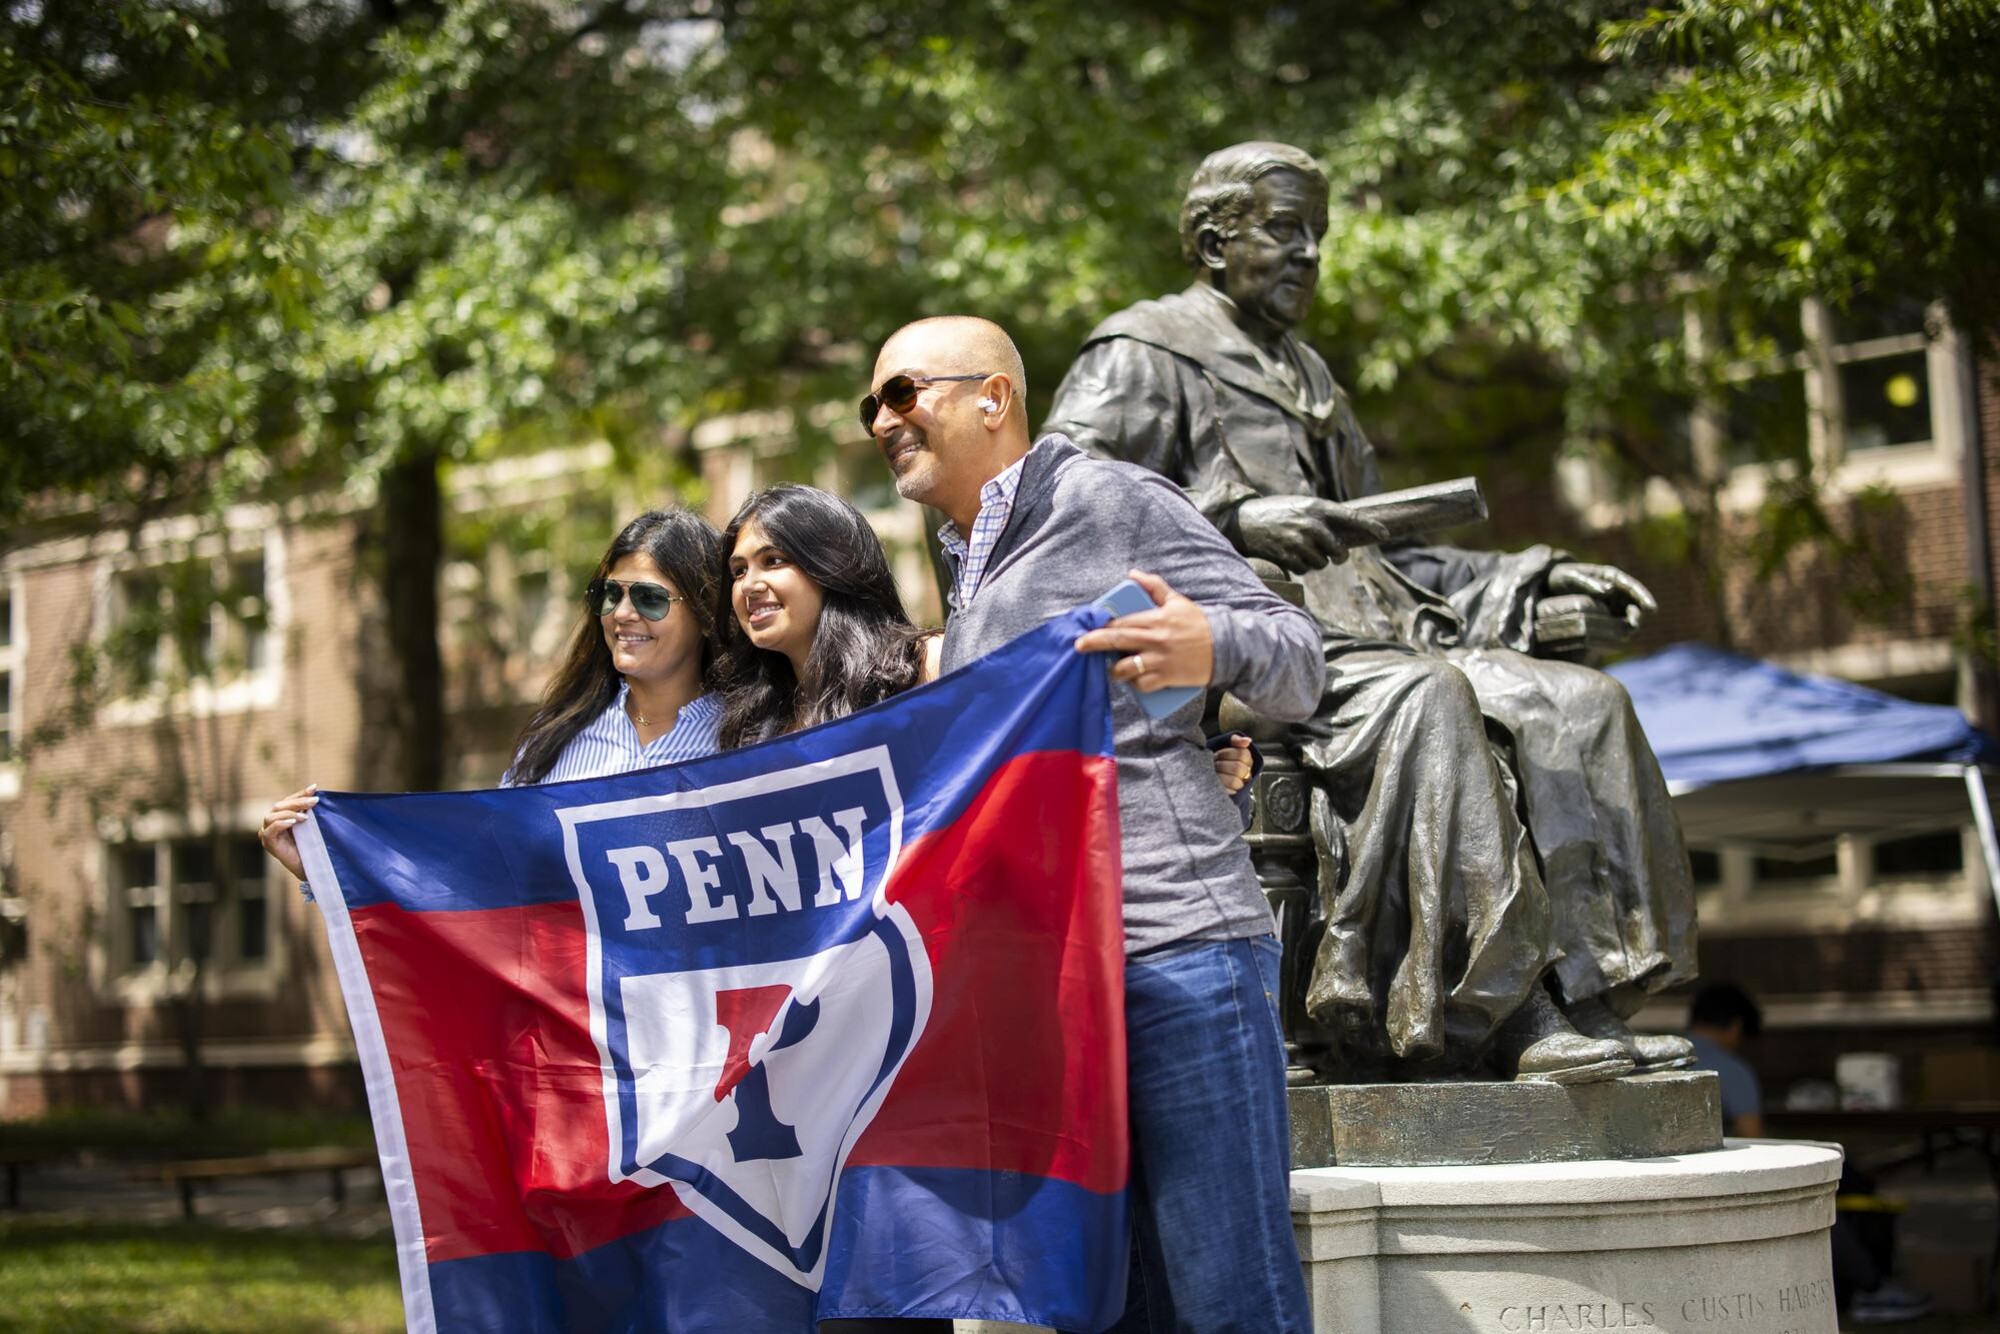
[1214,169,1327,332]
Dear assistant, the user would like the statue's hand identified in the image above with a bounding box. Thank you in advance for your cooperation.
[1545,562,1659,625]
[1236,496,1392,572]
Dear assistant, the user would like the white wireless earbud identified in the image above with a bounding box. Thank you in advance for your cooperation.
[977,397,999,413]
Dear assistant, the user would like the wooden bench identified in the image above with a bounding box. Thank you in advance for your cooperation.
[127,1147,377,1220]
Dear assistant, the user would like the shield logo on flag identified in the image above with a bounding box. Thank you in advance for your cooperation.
[557,747,931,1288]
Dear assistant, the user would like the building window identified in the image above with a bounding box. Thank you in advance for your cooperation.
[118,843,162,966]
[110,834,270,974]
[229,556,270,675]
[1872,830,1964,878]
[1564,291,1959,526]
[110,553,270,692]
[0,898,24,972]
[1750,846,1839,886]
[1701,293,1947,481]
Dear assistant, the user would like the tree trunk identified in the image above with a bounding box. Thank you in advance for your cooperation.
[382,448,446,791]
[1690,486,1735,652]
[174,985,208,1122]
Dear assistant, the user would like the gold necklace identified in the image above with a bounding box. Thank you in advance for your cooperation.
[628,697,650,728]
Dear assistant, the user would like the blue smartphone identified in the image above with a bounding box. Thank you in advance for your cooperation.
[1094,579,1204,719]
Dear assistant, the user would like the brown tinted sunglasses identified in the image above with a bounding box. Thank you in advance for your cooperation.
[858,373,992,432]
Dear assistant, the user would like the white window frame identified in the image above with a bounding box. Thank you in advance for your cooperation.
[1560,296,1969,529]
[95,516,287,726]
[96,814,285,1003]
[1702,297,1962,507]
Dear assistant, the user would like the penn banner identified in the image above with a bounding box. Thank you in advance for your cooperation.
[297,612,1129,1332]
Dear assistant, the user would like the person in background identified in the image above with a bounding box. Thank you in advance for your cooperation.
[1685,982,1765,1137]
[1685,982,1932,1325]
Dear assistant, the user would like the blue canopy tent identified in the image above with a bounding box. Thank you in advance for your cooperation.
[1607,643,2000,911]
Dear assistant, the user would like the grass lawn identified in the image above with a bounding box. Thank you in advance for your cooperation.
[0,1219,403,1333]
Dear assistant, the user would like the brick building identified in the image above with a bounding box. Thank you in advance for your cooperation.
[0,505,372,1115]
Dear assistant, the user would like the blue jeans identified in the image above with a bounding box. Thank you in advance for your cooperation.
[1107,935,1310,1334]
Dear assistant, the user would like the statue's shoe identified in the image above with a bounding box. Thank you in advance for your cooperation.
[1492,986,1634,1085]
[1563,996,1697,1072]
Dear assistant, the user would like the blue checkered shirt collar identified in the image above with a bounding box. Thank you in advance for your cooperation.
[938,455,1029,611]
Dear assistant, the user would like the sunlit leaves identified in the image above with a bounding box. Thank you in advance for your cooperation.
[5,0,1995,534]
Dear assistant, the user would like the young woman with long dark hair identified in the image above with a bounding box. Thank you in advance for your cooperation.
[710,489,956,1334]
[501,507,725,784]
[716,483,938,749]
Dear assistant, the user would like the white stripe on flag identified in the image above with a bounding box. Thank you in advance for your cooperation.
[297,813,439,1334]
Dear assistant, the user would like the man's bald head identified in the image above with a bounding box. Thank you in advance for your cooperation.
[874,316,1028,402]
[869,315,1033,532]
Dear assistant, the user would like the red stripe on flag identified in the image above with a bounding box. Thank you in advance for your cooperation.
[854,750,1128,1195]
[351,899,692,1263]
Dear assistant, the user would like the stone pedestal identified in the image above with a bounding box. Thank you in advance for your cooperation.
[1291,1071,1723,1167]
[1290,1139,1843,1334]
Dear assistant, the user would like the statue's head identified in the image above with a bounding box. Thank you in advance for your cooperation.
[1180,141,1329,334]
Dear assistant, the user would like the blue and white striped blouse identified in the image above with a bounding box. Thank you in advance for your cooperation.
[503,686,724,786]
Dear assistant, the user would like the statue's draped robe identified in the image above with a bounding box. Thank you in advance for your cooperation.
[1045,286,1696,1066]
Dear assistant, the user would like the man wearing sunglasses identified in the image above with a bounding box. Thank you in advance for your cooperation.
[866,315,1322,1331]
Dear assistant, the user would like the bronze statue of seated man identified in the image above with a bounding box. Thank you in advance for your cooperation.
[1045,141,1697,1084]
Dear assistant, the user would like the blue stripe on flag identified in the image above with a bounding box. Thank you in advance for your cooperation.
[421,1163,1126,1332]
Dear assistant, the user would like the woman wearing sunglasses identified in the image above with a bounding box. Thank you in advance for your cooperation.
[501,507,726,784]
[257,509,726,878]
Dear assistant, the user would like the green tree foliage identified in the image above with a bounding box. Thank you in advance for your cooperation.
[0,5,301,513]
[4,0,1997,723]
[1578,0,2000,333]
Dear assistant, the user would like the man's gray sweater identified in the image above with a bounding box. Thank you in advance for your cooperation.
[938,435,1325,954]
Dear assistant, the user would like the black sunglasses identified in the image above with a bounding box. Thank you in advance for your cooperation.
[586,578,679,621]
[858,372,992,433]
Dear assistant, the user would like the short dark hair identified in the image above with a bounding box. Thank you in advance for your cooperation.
[1688,982,1763,1037]
[1179,140,1328,267]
